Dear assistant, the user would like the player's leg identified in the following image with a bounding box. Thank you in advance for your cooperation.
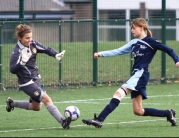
[6,84,40,112]
[34,76,71,129]
[6,82,71,129]
[6,97,34,112]
[82,69,142,128]
[82,87,130,128]
[132,94,144,115]
[42,92,71,129]
[132,94,177,126]
[96,87,129,121]
[6,96,42,112]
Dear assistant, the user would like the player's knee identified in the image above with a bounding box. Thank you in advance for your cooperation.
[113,87,127,101]
[32,106,41,111]
[42,93,53,106]
[133,109,144,116]
[30,103,42,111]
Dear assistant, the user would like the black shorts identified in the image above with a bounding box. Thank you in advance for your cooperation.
[20,83,45,103]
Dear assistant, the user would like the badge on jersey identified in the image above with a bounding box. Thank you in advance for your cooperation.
[32,48,37,54]
[34,91,39,96]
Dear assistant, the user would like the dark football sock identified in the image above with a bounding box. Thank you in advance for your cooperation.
[143,108,169,117]
[97,98,120,122]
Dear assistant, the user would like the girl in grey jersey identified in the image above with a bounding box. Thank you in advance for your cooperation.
[6,24,71,129]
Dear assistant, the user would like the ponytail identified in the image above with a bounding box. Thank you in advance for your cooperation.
[146,28,152,37]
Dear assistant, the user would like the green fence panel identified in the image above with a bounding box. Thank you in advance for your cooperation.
[60,20,94,88]
[0,19,179,91]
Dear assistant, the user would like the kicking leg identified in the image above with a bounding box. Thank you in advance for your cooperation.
[82,87,129,128]
[42,93,71,129]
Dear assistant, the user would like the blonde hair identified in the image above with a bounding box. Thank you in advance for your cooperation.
[131,18,152,37]
[15,24,32,38]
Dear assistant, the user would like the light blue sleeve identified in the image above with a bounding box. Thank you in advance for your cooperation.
[99,39,137,57]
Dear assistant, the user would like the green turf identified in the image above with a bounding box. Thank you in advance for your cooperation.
[0,83,179,137]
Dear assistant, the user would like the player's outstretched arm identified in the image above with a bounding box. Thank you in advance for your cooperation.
[55,50,66,61]
[94,52,101,58]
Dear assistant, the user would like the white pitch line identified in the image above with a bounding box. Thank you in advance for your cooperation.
[0,118,175,133]
[0,102,178,108]
[54,98,111,104]
[0,94,179,107]
[53,94,179,104]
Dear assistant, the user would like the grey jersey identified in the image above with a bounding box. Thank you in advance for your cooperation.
[10,40,58,85]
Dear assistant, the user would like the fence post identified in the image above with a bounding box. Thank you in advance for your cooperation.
[93,0,98,86]
[161,0,166,83]
[0,25,2,90]
[58,22,62,87]
[19,0,24,21]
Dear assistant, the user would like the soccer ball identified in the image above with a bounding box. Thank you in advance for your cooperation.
[64,106,80,121]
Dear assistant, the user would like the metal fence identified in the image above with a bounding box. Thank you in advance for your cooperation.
[0,18,179,91]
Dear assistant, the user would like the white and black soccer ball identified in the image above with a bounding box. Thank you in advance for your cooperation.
[64,106,80,121]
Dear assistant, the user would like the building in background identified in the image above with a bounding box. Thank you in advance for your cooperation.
[0,0,93,21]
[97,0,179,41]
[0,0,178,41]
[0,0,73,20]
[0,0,92,43]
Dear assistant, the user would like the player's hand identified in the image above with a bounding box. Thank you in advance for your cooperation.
[176,62,179,68]
[55,50,66,61]
[94,52,100,58]
[20,47,32,65]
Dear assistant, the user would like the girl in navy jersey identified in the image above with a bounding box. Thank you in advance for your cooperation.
[82,18,179,128]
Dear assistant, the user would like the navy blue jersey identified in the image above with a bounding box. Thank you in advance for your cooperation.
[10,40,58,85]
[99,36,179,71]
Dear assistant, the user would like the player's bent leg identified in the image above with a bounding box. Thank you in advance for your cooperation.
[132,95,177,126]
[6,97,33,111]
[143,108,177,126]
[132,95,144,116]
